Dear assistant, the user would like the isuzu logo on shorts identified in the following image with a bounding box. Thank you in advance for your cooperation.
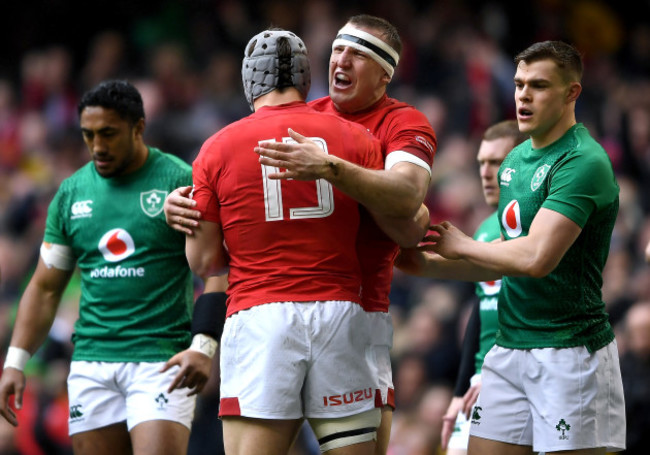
[98,228,135,262]
[322,387,373,406]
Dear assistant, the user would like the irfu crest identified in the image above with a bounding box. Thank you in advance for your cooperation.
[531,164,550,191]
[140,189,168,217]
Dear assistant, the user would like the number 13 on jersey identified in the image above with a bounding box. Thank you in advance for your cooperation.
[260,137,334,222]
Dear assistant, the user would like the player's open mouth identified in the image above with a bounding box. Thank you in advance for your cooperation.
[333,72,352,88]
[518,107,533,118]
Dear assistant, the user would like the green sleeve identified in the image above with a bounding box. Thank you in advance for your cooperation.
[543,152,617,228]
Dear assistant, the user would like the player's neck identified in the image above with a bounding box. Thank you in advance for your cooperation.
[253,88,304,110]
[531,109,577,149]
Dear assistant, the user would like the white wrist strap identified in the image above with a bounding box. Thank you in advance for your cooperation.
[3,347,31,371]
[189,334,218,359]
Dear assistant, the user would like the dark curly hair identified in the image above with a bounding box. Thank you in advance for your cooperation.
[77,79,145,125]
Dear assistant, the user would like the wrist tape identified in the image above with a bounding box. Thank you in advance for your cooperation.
[189,333,218,358]
[3,347,31,371]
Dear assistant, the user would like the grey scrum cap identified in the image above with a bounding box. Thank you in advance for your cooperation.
[241,29,311,111]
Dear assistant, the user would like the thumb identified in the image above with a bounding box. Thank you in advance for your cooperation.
[14,389,23,410]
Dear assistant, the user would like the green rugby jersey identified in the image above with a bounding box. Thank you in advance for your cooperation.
[496,124,619,352]
[473,211,501,373]
[44,147,194,362]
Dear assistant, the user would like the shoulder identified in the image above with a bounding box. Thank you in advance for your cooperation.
[381,97,428,122]
[58,162,95,190]
[308,96,332,111]
[561,127,613,173]
[149,147,191,172]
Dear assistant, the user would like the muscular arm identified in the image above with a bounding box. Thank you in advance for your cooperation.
[185,219,228,280]
[371,203,430,248]
[395,244,502,282]
[0,258,72,425]
[256,129,431,218]
[431,208,582,278]
[9,259,73,353]
[324,159,431,218]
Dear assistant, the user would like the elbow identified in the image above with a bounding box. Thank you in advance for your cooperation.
[186,248,218,280]
[396,199,422,219]
[521,255,558,278]
[188,256,211,279]
[394,229,426,248]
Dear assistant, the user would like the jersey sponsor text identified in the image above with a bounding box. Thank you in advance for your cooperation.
[89,265,145,278]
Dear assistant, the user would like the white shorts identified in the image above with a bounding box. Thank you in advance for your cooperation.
[366,311,394,409]
[67,361,196,435]
[469,342,626,452]
[219,301,380,419]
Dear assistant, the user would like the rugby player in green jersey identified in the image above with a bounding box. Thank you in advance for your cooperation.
[425,41,625,455]
[0,80,212,455]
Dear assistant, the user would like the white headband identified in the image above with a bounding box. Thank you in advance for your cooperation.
[332,25,400,79]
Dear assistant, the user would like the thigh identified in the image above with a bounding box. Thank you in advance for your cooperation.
[222,416,303,455]
[304,301,378,418]
[325,440,375,455]
[121,362,195,431]
[469,347,533,446]
[525,343,625,453]
[72,422,131,455]
[130,419,190,455]
[468,435,533,455]
[219,303,309,419]
[68,361,127,436]
[375,406,393,455]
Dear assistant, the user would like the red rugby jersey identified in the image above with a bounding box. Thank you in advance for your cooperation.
[192,101,383,316]
[309,95,437,312]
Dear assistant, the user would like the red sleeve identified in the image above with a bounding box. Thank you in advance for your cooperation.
[191,139,221,224]
[349,123,384,171]
[384,107,436,168]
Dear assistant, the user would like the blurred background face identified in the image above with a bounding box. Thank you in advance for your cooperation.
[328,25,390,113]
[79,107,143,178]
[477,137,514,207]
[626,303,650,359]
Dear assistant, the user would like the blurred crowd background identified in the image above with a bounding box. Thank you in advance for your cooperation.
[1,0,649,454]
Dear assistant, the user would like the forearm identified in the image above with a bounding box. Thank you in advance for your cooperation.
[372,204,429,248]
[438,208,581,278]
[455,234,559,278]
[421,253,501,281]
[326,158,428,218]
[11,282,63,354]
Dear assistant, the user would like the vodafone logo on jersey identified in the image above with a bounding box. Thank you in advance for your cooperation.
[478,279,502,296]
[502,200,522,238]
[98,228,135,262]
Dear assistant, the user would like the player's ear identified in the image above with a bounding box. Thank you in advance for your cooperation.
[133,118,146,137]
[566,82,581,103]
